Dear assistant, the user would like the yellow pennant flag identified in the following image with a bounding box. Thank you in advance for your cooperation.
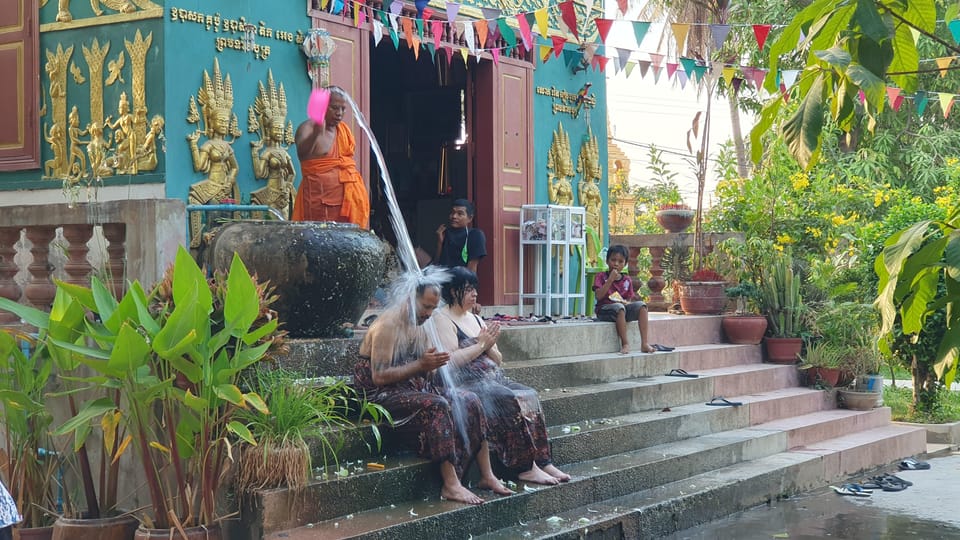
[671,23,690,55]
[539,44,552,63]
[939,92,955,117]
[534,8,549,37]
[722,66,736,87]
[910,27,921,43]
[936,56,953,77]
[460,47,469,65]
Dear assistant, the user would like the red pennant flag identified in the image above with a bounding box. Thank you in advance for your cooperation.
[431,20,442,49]
[558,0,579,41]
[597,55,609,72]
[892,94,904,112]
[595,19,614,44]
[551,35,566,58]
[886,86,901,107]
[753,24,771,50]
[443,46,453,65]
[517,14,533,51]
[666,62,678,79]
[422,7,434,20]
[617,0,627,16]
[649,53,664,67]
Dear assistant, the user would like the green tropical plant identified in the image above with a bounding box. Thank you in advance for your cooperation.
[799,341,843,370]
[0,330,62,528]
[761,253,805,337]
[235,368,392,492]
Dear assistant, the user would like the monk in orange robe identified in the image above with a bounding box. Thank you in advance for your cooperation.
[292,88,370,228]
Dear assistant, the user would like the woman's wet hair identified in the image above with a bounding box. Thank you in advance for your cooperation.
[441,266,479,306]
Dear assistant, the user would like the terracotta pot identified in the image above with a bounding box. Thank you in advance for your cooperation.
[14,527,54,540]
[52,514,139,540]
[134,524,221,540]
[655,209,695,233]
[679,281,726,315]
[764,337,802,364]
[208,220,387,338]
[806,366,842,387]
[721,315,768,344]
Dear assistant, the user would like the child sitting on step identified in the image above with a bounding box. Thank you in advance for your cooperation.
[593,244,654,354]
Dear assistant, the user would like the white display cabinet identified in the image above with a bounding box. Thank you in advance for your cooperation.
[519,204,586,317]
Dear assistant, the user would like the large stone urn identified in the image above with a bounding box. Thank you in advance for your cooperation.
[209,221,387,338]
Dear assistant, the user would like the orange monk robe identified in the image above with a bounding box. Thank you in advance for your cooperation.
[291,122,370,228]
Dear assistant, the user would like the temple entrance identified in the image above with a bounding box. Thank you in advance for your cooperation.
[369,43,474,268]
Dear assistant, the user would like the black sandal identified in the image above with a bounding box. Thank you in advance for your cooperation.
[666,368,699,378]
[706,396,742,407]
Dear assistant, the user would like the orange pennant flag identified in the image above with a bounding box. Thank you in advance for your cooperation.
[401,18,414,49]
[671,23,690,55]
[939,92,955,117]
[936,56,953,77]
[475,20,488,49]
[534,8,549,37]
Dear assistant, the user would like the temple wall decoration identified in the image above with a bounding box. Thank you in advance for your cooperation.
[546,121,574,206]
[248,70,296,219]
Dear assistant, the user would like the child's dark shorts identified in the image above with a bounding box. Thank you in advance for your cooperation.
[596,301,647,322]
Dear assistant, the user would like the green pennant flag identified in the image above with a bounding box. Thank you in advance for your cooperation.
[416,19,424,39]
[679,57,698,80]
[916,92,929,116]
[389,28,399,50]
[692,64,708,83]
[427,42,436,62]
[497,18,516,48]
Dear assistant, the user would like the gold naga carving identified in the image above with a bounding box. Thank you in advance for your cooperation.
[43,44,73,178]
[186,58,241,248]
[546,121,575,206]
[576,126,603,267]
[248,70,296,219]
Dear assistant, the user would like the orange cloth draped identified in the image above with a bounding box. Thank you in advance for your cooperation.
[292,122,370,228]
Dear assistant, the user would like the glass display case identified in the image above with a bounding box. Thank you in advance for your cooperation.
[519,205,586,317]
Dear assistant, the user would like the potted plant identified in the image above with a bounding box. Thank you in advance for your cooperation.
[713,237,773,344]
[721,281,768,344]
[810,302,884,410]
[679,268,727,315]
[798,341,844,387]
[1,247,283,539]
[234,369,391,492]
[660,240,692,311]
[0,330,62,539]
[654,203,695,233]
[761,253,805,364]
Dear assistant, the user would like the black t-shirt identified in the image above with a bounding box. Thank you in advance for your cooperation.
[437,227,486,268]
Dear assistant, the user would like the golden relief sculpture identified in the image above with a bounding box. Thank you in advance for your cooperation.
[546,122,574,206]
[248,70,296,219]
[46,0,161,26]
[82,38,109,125]
[67,105,88,177]
[576,126,603,267]
[86,121,114,178]
[44,44,73,178]
[137,115,164,171]
[187,58,241,248]
[105,91,136,174]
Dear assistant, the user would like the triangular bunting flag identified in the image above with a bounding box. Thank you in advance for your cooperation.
[950,20,960,44]
[445,2,459,22]
[597,55,609,72]
[559,0,579,41]
[617,48,631,72]
[426,42,436,62]
[332,0,343,15]
[401,18,414,48]
[677,71,688,89]
[732,77,743,93]
[749,68,767,90]
[671,23,690,55]
[517,14,533,51]
[722,66,736,87]
[551,35,566,57]
[487,18,500,43]
[692,64,707,83]
[459,47,468,64]
[892,94,904,112]
[632,21,650,48]
[497,18,516,48]
[539,44,552,63]
[595,19,614,44]
[781,69,799,88]
[382,0,392,16]
[916,92,929,116]
[491,47,500,66]
[886,87,901,108]
[617,0,627,15]
[753,24,771,49]
[475,20,488,49]
[414,0,428,18]
[431,20,442,49]
[462,21,475,51]
[415,19,424,40]
[563,49,581,69]
[583,42,597,63]
[936,56,953,77]
[389,27,399,49]
[534,8,549,37]
[666,62,679,79]
[652,65,662,84]
[710,24,731,50]
[389,1,402,15]
[372,20,384,45]
[910,27,920,43]
[679,57,697,78]
[637,60,650,78]
[649,53,664,67]
[352,0,360,27]
[422,7,433,21]
[412,39,421,59]
[939,92,954,117]
[625,61,636,77]
[481,7,500,20]
[443,46,453,65]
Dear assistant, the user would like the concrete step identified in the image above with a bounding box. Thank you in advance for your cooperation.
[502,343,761,388]
[474,424,926,540]
[496,315,723,361]
[260,420,924,539]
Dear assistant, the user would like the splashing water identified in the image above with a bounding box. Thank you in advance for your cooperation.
[332,89,470,445]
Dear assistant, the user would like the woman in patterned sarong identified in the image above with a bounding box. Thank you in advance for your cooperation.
[435,267,571,485]
[354,281,513,504]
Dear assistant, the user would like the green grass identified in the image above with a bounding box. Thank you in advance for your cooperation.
[883,385,960,423]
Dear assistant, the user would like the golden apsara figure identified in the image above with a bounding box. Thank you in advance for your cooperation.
[248,70,296,219]
[137,115,165,171]
[67,105,88,178]
[106,91,137,174]
[86,121,114,179]
[187,59,240,247]
[547,122,574,206]
[577,127,603,267]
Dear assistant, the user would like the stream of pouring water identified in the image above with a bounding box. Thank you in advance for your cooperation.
[334,89,471,445]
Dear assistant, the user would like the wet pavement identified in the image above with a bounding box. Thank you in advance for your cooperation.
[669,451,960,540]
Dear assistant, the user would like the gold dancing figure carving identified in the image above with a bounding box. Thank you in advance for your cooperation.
[105,91,137,174]
[136,115,164,171]
[546,122,574,206]
[577,127,603,267]
[67,105,88,180]
[187,58,241,248]
[248,70,296,219]
[86,121,114,179]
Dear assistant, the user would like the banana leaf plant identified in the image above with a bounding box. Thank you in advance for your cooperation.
[0,247,277,531]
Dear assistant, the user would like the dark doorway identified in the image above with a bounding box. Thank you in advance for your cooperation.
[369,42,471,262]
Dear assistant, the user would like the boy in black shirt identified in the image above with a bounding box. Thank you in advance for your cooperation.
[435,199,486,273]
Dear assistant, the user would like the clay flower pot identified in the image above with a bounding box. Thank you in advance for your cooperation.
[764,336,803,364]
[655,209,695,233]
[679,281,726,315]
[721,314,768,345]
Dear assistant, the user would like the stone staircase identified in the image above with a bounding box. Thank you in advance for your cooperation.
[233,314,926,540]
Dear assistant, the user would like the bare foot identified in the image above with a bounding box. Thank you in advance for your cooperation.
[640,344,655,353]
[478,475,515,495]
[441,484,485,505]
[518,464,560,485]
[541,463,571,482]
[620,344,630,355]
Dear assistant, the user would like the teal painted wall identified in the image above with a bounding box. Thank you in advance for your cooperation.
[163,1,311,201]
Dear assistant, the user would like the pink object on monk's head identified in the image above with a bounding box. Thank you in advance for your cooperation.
[307,88,331,126]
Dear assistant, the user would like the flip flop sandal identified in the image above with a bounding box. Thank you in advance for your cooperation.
[666,368,699,378]
[706,397,743,407]
[899,458,931,470]
[843,483,873,495]
[878,479,908,492]
[651,344,676,352]
[879,474,913,487]
[832,485,870,497]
